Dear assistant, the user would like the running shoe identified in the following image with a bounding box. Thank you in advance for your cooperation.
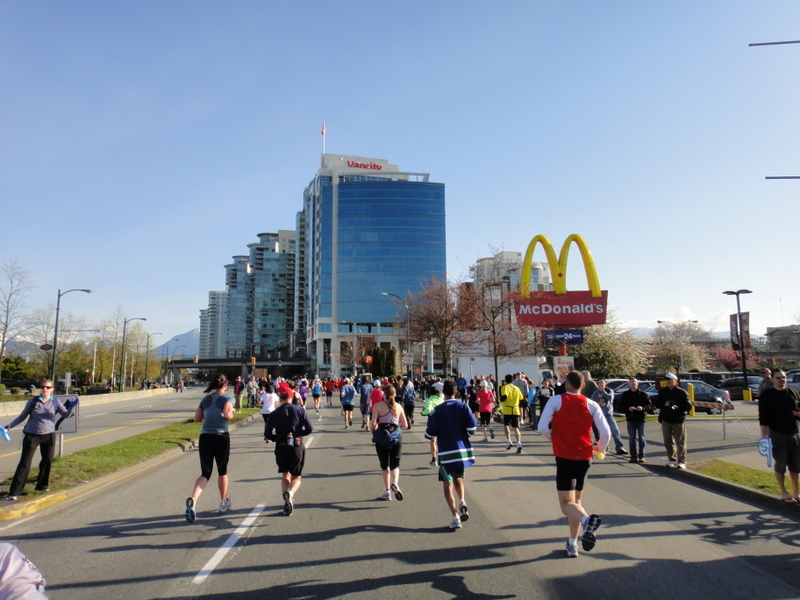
[677,462,686,470]
[381,490,392,501]
[217,498,232,513]
[489,428,495,439]
[390,483,404,501]
[581,514,601,551]
[516,445,522,454]
[349,418,353,426]
[185,497,196,523]
[566,541,579,558]
[282,491,293,516]
[666,461,677,468]
[505,442,512,450]
[429,459,437,467]
[449,515,462,529]
[458,500,469,522]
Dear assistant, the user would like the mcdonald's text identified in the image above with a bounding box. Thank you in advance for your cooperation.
[515,290,608,327]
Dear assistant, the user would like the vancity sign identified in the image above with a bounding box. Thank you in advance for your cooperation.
[514,233,608,327]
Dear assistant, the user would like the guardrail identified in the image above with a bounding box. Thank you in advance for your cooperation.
[0,387,175,418]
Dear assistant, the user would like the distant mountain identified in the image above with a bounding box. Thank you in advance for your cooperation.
[154,329,200,357]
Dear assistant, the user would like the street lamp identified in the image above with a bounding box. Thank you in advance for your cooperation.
[340,321,361,377]
[144,332,162,387]
[382,292,411,379]
[50,288,92,384]
[657,320,698,373]
[169,345,186,387]
[723,289,753,393]
[118,317,146,392]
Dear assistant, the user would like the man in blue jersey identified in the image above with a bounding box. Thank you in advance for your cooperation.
[425,379,478,529]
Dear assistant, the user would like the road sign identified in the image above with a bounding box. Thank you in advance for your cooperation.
[543,329,584,345]
[40,344,53,351]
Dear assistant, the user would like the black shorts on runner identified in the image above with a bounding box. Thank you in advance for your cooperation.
[479,411,492,425]
[198,432,231,479]
[275,444,306,477]
[342,403,354,411]
[555,456,591,491]
[503,414,520,428]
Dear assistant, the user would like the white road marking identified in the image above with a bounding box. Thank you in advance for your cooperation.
[192,504,266,585]
[83,412,110,418]
[305,435,315,448]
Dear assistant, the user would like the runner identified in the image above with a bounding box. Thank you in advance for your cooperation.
[500,374,524,453]
[340,378,356,428]
[424,379,477,529]
[370,385,409,500]
[264,389,314,515]
[311,376,323,416]
[185,374,235,522]
[421,381,445,465]
[476,380,496,442]
[538,370,609,558]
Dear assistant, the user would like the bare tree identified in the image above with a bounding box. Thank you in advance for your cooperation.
[407,277,473,377]
[572,311,649,377]
[650,321,709,373]
[0,259,34,382]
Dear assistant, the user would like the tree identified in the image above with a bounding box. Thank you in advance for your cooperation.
[460,277,543,384]
[713,346,756,371]
[649,321,709,373]
[407,277,472,377]
[0,259,34,382]
[571,312,649,377]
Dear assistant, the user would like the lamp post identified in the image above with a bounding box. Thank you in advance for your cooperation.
[340,321,360,377]
[162,338,179,383]
[382,292,411,379]
[170,345,186,387]
[50,288,92,384]
[118,317,146,392]
[723,289,753,392]
[144,332,162,388]
[657,320,698,373]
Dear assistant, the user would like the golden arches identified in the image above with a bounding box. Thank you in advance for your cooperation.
[519,233,602,299]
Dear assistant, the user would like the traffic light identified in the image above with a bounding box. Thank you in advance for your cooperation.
[193,355,199,363]
[278,360,283,367]
[251,357,256,365]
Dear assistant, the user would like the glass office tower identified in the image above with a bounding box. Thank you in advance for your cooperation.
[299,154,446,376]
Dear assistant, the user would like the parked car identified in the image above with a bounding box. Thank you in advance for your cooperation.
[648,380,731,415]
[787,372,800,393]
[609,381,655,413]
[717,376,762,400]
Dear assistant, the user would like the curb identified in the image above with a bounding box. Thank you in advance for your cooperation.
[0,412,260,522]
[643,463,800,521]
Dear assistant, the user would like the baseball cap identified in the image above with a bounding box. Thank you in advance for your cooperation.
[665,373,678,380]
[432,382,444,392]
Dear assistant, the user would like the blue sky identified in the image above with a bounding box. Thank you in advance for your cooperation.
[2,1,799,343]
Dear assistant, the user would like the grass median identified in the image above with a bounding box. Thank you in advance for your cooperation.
[689,459,782,498]
[0,408,262,500]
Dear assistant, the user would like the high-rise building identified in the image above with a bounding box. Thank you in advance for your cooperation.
[200,231,296,359]
[298,154,446,375]
[199,291,228,359]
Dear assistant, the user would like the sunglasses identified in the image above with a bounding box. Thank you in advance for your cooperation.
[42,386,54,389]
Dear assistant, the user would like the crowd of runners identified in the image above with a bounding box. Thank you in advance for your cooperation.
[182,369,607,557]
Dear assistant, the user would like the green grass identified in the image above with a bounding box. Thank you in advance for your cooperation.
[690,459,781,497]
[1,408,261,499]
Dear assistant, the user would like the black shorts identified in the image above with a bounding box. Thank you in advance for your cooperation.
[342,403,354,411]
[275,443,306,477]
[503,414,520,428]
[555,457,591,491]
[770,431,800,474]
[198,432,231,479]
[376,437,403,471]
[479,411,492,425]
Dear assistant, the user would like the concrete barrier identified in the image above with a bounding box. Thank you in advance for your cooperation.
[0,388,175,418]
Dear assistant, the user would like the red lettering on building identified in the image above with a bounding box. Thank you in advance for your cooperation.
[346,161,384,170]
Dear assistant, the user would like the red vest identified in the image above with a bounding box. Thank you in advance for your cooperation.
[551,393,594,460]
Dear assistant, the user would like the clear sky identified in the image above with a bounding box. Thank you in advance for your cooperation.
[2,1,799,343]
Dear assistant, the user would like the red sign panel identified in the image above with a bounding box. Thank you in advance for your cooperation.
[515,290,608,327]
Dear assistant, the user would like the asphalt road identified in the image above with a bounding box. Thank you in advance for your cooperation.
[0,389,203,480]
[1,403,799,600]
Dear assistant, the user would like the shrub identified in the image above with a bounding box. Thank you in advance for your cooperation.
[0,384,5,395]
[9,387,22,395]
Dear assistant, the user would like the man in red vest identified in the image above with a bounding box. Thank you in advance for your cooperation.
[538,370,610,558]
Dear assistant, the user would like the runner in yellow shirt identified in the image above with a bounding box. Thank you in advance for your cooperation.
[500,374,524,453]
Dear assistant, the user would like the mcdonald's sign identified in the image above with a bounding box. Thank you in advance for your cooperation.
[514,233,608,327]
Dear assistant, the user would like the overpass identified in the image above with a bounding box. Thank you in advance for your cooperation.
[167,356,312,376]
